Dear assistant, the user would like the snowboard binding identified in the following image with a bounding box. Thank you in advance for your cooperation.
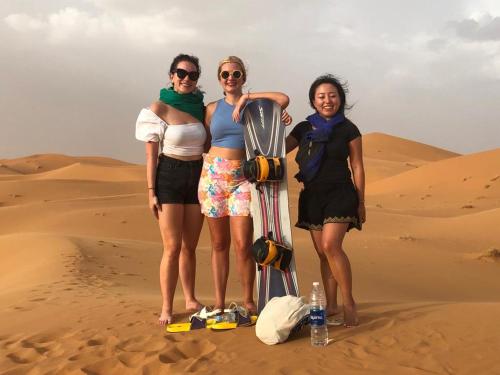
[243,152,284,183]
[251,232,293,272]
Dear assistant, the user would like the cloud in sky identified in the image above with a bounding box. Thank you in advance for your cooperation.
[450,14,500,41]
[4,7,197,44]
[1,0,499,162]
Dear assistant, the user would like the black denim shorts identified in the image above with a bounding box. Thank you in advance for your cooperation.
[155,155,203,204]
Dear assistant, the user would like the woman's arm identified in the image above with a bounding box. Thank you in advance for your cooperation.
[203,102,215,153]
[145,141,161,219]
[232,92,290,122]
[348,137,366,223]
[285,134,299,154]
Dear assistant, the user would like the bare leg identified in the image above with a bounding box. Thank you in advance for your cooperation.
[179,204,204,312]
[317,223,358,327]
[157,204,184,325]
[230,216,256,313]
[309,231,340,316]
[207,217,230,311]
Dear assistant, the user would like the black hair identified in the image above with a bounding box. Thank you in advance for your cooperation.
[308,74,351,113]
[169,53,201,75]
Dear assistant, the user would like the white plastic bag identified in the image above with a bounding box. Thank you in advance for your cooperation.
[255,295,310,345]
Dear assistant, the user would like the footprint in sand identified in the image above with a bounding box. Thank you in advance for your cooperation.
[155,339,217,373]
[28,298,47,302]
[461,204,474,209]
[117,335,166,352]
[490,175,499,182]
[6,349,40,364]
[399,235,416,241]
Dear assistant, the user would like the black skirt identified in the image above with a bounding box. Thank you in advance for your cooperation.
[296,181,361,232]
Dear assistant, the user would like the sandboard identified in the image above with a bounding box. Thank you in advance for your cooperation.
[242,99,300,314]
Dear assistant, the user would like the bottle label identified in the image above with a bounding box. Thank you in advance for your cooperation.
[310,308,325,326]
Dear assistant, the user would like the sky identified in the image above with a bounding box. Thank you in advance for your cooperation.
[1,0,499,163]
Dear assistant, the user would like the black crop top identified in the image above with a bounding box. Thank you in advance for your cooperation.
[289,118,361,185]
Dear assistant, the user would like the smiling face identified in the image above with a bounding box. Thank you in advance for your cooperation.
[218,62,244,95]
[313,83,342,119]
[170,60,199,94]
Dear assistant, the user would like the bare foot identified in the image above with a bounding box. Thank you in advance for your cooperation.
[158,311,173,326]
[185,300,204,313]
[326,306,341,317]
[343,304,359,328]
[244,302,257,315]
[159,305,173,326]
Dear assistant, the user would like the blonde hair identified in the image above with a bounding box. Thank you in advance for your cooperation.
[217,56,247,83]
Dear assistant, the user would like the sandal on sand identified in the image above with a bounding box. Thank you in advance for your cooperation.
[166,307,217,333]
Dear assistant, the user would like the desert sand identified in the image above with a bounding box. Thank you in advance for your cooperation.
[1,134,499,374]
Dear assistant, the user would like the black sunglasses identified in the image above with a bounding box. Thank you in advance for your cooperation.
[220,70,242,80]
[175,68,200,81]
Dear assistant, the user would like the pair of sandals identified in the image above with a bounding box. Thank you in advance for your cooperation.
[166,303,257,333]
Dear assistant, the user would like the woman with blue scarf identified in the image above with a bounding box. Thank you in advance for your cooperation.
[286,74,366,327]
[135,54,207,325]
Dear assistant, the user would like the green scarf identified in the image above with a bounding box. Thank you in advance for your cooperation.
[159,87,204,122]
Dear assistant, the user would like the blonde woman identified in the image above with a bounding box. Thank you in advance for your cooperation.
[198,56,291,314]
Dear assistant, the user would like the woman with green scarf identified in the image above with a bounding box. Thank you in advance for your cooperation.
[135,54,207,325]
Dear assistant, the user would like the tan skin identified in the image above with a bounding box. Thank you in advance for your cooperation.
[145,60,205,325]
[204,62,291,313]
[286,83,366,327]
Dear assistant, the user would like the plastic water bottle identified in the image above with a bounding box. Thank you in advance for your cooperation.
[310,281,328,347]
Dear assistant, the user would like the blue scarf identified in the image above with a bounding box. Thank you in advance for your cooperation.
[299,112,345,182]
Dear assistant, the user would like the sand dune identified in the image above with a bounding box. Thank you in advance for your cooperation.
[0,154,132,175]
[32,162,145,182]
[363,132,460,162]
[1,134,500,374]
[367,148,500,216]
[286,132,460,185]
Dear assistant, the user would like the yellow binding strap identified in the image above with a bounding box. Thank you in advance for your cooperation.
[262,240,278,265]
[255,155,269,182]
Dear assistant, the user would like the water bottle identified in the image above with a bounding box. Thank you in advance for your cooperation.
[310,281,328,346]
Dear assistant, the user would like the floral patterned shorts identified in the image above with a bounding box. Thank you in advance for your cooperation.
[198,154,251,218]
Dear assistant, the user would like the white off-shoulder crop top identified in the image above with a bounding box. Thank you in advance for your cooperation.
[135,108,206,156]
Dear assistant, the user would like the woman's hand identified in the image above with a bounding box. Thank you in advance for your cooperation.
[148,190,161,220]
[281,110,292,126]
[358,202,366,223]
[232,94,249,123]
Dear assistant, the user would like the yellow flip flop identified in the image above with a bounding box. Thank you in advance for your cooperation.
[211,321,238,330]
[166,322,192,333]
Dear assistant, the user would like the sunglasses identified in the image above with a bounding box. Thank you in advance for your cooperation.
[220,70,243,80]
[175,68,200,81]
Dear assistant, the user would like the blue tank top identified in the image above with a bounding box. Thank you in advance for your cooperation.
[210,99,245,149]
